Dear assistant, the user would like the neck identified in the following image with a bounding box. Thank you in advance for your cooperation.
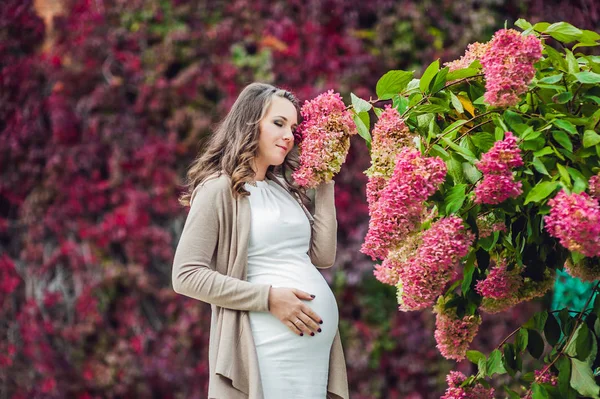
[251,159,267,181]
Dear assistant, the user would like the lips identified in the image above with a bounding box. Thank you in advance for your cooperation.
[276,145,287,152]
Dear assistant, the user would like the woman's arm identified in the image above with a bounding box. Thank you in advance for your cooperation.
[309,180,337,268]
[171,179,271,312]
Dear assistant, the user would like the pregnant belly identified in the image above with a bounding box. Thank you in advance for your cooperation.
[247,258,339,350]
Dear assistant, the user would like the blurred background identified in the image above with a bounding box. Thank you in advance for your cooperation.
[1,0,599,397]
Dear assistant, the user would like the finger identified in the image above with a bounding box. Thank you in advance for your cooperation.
[285,320,304,336]
[292,289,315,300]
[290,316,313,337]
[298,312,320,335]
[301,304,323,325]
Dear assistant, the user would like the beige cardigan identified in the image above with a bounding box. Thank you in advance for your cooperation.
[171,171,349,399]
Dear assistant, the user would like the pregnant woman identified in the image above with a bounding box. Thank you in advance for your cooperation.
[172,82,348,399]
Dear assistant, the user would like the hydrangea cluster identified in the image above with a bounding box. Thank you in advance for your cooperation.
[374,230,422,286]
[395,216,474,311]
[433,298,482,361]
[589,172,600,200]
[545,190,600,257]
[475,259,522,300]
[361,147,447,260]
[373,263,399,286]
[474,132,523,205]
[364,106,414,210]
[480,29,543,107]
[292,90,357,188]
[563,256,600,282]
[444,42,490,72]
[476,213,507,238]
[441,371,495,399]
[480,268,555,314]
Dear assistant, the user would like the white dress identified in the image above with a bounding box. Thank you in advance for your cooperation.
[245,179,339,399]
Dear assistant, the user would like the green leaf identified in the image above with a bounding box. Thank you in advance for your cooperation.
[431,67,449,93]
[471,132,496,152]
[527,329,545,359]
[557,356,572,397]
[571,358,600,399]
[449,91,464,114]
[545,22,583,43]
[534,147,555,157]
[575,71,600,84]
[420,59,440,93]
[544,313,562,346]
[534,22,551,32]
[462,254,475,293]
[567,167,587,193]
[532,157,550,176]
[393,95,409,114]
[441,119,468,139]
[353,113,371,148]
[588,130,600,148]
[413,104,449,114]
[532,383,550,399]
[351,93,372,113]
[462,162,481,184]
[553,119,578,135]
[486,349,507,377]
[445,184,467,214]
[466,350,486,365]
[539,73,564,84]
[446,67,480,81]
[565,49,580,75]
[557,163,571,186]
[552,92,574,104]
[503,343,517,374]
[515,19,533,30]
[552,130,573,152]
[524,181,560,205]
[376,70,415,100]
[576,323,593,361]
[441,137,477,163]
[517,328,529,352]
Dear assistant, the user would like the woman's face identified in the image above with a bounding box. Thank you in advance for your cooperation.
[255,95,297,170]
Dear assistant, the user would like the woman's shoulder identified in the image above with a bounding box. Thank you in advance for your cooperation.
[190,173,233,206]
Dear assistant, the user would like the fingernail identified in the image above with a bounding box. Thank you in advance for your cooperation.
[310,332,315,336]
[318,328,322,333]
[319,320,323,324]
[310,294,315,298]
[300,333,304,336]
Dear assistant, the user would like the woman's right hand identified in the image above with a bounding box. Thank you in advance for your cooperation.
[268,287,323,337]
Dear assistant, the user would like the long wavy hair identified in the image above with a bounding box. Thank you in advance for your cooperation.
[178,82,307,207]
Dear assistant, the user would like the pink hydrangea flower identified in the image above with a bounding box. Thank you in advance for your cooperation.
[477,132,523,174]
[292,90,357,188]
[545,190,600,257]
[474,174,523,205]
[361,147,447,260]
[475,259,522,300]
[365,105,414,213]
[480,268,554,314]
[474,132,523,205]
[441,371,495,399]
[480,29,543,107]
[444,42,490,72]
[434,298,482,361]
[373,263,400,286]
[395,216,474,311]
[589,173,600,200]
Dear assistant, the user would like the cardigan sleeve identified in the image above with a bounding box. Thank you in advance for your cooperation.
[309,180,338,268]
[171,179,271,312]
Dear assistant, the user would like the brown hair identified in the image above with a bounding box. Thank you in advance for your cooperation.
[178,82,306,207]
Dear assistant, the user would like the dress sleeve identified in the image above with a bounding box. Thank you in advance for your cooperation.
[309,180,338,268]
[171,179,271,312]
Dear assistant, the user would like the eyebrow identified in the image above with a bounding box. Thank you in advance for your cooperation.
[275,116,298,126]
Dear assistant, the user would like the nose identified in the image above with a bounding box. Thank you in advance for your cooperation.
[283,128,294,141]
